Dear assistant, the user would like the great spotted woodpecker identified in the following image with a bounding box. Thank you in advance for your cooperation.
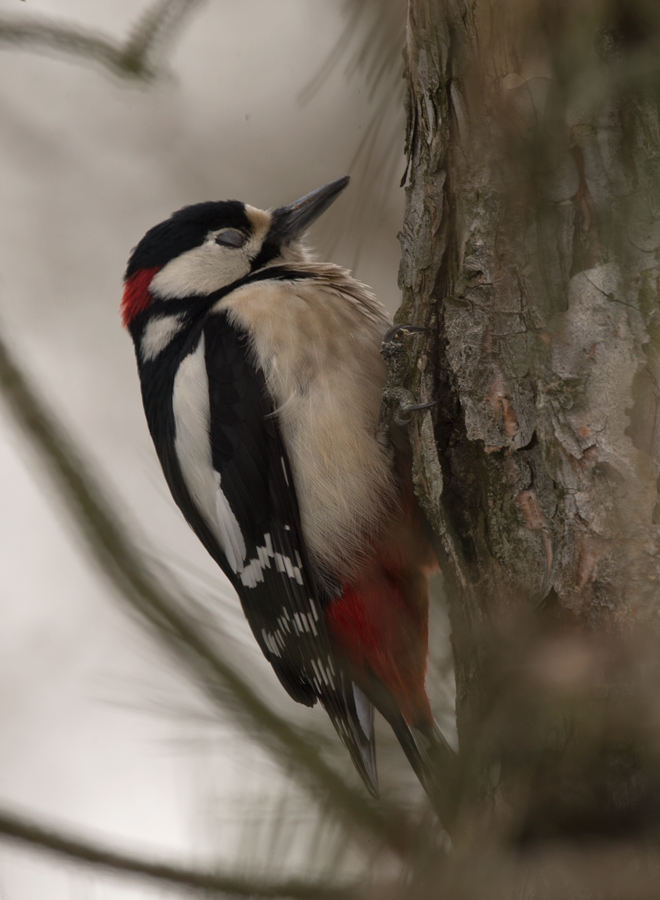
[122,177,452,806]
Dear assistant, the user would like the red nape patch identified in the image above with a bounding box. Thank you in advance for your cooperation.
[121,267,161,328]
[325,561,433,727]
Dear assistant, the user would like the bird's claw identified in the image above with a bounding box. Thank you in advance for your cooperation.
[382,322,427,347]
[401,399,438,413]
[394,399,438,426]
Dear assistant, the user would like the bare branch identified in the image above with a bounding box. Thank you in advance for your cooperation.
[300,0,406,268]
[0,17,141,77]
[0,805,367,899]
[120,0,207,74]
[0,0,205,79]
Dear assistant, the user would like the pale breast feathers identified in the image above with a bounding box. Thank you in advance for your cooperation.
[213,266,395,578]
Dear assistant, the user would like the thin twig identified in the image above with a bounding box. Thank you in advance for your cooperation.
[0,805,368,899]
[0,17,143,77]
[0,0,204,79]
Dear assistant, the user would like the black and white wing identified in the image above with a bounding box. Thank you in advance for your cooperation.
[141,309,377,793]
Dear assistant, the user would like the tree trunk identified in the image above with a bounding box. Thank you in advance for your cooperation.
[398,0,660,844]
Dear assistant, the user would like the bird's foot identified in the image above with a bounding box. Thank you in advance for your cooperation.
[382,322,427,346]
[379,322,434,431]
[395,398,438,426]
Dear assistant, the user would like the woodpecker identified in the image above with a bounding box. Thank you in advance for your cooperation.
[122,177,452,809]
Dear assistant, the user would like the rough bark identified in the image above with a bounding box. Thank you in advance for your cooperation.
[397,0,660,844]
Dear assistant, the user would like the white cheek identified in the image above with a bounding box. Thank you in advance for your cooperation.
[151,244,252,299]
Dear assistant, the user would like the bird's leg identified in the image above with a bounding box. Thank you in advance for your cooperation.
[397,398,438,425]
[379,324,435,431]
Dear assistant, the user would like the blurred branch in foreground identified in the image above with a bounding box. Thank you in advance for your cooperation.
[0,806,369,900]
[302,0,407,267]
[0,324,422,860]
[0,0,206,80]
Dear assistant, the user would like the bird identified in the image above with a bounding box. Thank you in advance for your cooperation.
[122,176,453,813]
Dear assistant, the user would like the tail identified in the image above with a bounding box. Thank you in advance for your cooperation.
[362,676,457,830]
[321,663,456,823]
[390,715,457,829]
[321,675,379,798]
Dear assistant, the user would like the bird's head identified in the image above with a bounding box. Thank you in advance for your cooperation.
[121,176,350,330]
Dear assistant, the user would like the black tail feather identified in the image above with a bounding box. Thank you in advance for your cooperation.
[322,673,379,798]
[389,714,457,830]
[353,676,457,829]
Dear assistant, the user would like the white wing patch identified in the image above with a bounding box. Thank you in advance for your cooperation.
[172,335,246,572]
[141,314,185,362]
[239,531,304,588]
[172,337,309,592]
[212,472,248,573]
[310,657,336,689]
[261,627,289,658]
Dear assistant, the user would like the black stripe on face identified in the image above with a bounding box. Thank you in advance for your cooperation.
[128,266,318,346]
[250,238,282,271]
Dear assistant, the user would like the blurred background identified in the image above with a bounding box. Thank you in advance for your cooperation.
[0,1,453,896]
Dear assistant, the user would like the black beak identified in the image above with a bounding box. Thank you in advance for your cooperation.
[271,176,350,243]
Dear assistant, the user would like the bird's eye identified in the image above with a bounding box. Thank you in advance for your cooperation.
[215,229,246,248]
